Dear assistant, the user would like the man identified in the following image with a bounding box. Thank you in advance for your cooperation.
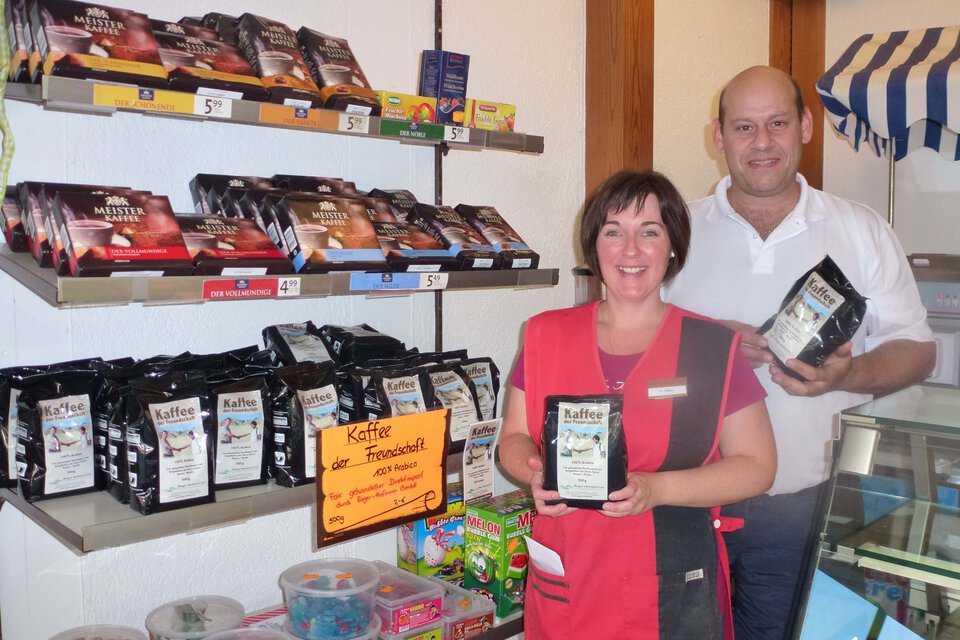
[663,65,935,640]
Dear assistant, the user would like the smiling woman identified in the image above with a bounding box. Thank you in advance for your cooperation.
[495,169,777,639]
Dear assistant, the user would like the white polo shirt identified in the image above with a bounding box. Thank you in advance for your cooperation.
[663,175,933,495]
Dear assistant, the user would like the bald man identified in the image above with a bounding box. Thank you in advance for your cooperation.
[663,66,934,639]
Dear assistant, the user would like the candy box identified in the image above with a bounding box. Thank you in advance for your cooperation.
[429,576,495,639]
[397,483,465,584]
[375,91,436,123]
[463,99,516,132]
[378,624,442,640]
[463,489,535,618]
[373,561,444,635]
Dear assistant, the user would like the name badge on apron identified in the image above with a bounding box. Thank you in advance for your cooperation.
[647,377,687,399]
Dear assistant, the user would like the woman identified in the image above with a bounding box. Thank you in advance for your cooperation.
[498,170,776,639]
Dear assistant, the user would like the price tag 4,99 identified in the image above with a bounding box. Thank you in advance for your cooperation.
[339,113,370,135]
[419,273,448,290]
[194,95,233,119]
[444,126,471,143]
[277,277,301,297]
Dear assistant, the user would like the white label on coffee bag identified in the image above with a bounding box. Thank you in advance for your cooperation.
[39,394,95,495]
[215,390,265,484]
[764,273,846,363]
[556,401,611,501]
[6,388,19,479]
[384,375,428,419]
[297,385,338,479]
[430,369,479,442]
[151,397,209,503]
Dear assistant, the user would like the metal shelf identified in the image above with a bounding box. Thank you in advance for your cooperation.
[0,247,558,308]
[4,76,544,154]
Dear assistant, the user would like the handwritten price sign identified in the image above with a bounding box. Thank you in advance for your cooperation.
[316,409,449,546]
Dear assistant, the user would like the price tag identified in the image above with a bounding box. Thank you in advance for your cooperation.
[277,277,301,297]
[419,273,449,290]
[194,95,233,119]
[444,126,471,143]
[339,113,370,134]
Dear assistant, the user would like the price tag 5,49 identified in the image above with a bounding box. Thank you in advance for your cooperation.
[194,95,233,119]
[444,126,471,143]
[419,273,448,290]
[339,113,370,135]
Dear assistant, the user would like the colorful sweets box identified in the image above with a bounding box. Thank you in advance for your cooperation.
[397,483,465,584]
[374,561,444,636]
[463,489,535,618]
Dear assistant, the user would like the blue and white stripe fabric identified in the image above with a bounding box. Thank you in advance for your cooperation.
[817,25,960,161]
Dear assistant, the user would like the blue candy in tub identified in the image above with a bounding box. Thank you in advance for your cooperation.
[280,558,380,640]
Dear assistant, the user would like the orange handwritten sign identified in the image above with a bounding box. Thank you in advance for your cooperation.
[316,409,449,547]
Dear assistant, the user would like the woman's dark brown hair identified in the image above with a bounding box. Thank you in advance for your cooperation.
[578,170,691,285]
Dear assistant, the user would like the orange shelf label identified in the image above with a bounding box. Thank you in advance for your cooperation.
[259,103,338,130]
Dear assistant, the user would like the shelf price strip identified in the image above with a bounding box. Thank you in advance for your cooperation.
[444,126,471,143]
[349,272,448,291]
[201,277,301,300]
[316,409,449,546]
[258,103,339,130]
[378,119,445,141]
[338,113,370,135]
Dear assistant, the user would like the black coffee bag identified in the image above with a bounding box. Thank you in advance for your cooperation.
[211,373,271,490]
[542,394,627,509]
[758,255,868,381]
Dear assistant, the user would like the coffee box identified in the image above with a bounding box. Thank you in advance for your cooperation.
[274,194,387,273]
[297,27,381,116]
[368,188,419,223]
[398,483,466,585]
[408,203,501,270]
[18,181,132,268]
[43,186,151,276]
[373,222,457,273]
[188,173,274,216]
[201,12,237,45]
[463,489,535,618]
[149,19,219,42]
[1,185,27,252]
[464,99,516,132]
[175,214,292,276]
[52,191,193,277]
[376,91,436,123]
[30,0,167,88]
[152,31,268,102]
[234,13,321,108]
[454,204,539,270]
[418,50,469,125]
[270,174,358,196]
[6,0,31,82]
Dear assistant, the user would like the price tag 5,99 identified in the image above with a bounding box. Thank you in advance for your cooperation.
[419,273,448,290]
[444,126,471,143]
[277,277,301,297]
[338,113,370,135]
[194,95,233,119]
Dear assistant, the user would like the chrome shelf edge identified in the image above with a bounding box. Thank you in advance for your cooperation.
[0,247,558,308]
[2,76,544,154]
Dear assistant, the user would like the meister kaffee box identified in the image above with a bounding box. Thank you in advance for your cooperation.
[52,191,193,277]
[176,214,292,276]
[30,0,167,87]
[235,13,321,107]
[274,194,387,273]
[152,30,268,102]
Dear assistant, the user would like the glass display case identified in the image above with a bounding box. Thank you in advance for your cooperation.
[796,385,960,639]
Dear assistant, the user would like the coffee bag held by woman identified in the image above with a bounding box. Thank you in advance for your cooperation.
[497,170,777,639]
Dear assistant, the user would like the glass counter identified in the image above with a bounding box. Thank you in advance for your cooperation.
[796,386,960,639]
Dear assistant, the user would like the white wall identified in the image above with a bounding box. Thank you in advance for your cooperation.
[824,0,960,255]
[0,0,583,636]
[653,0,770,200]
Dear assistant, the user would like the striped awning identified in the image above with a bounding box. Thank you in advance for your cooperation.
[817,26,960,161]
